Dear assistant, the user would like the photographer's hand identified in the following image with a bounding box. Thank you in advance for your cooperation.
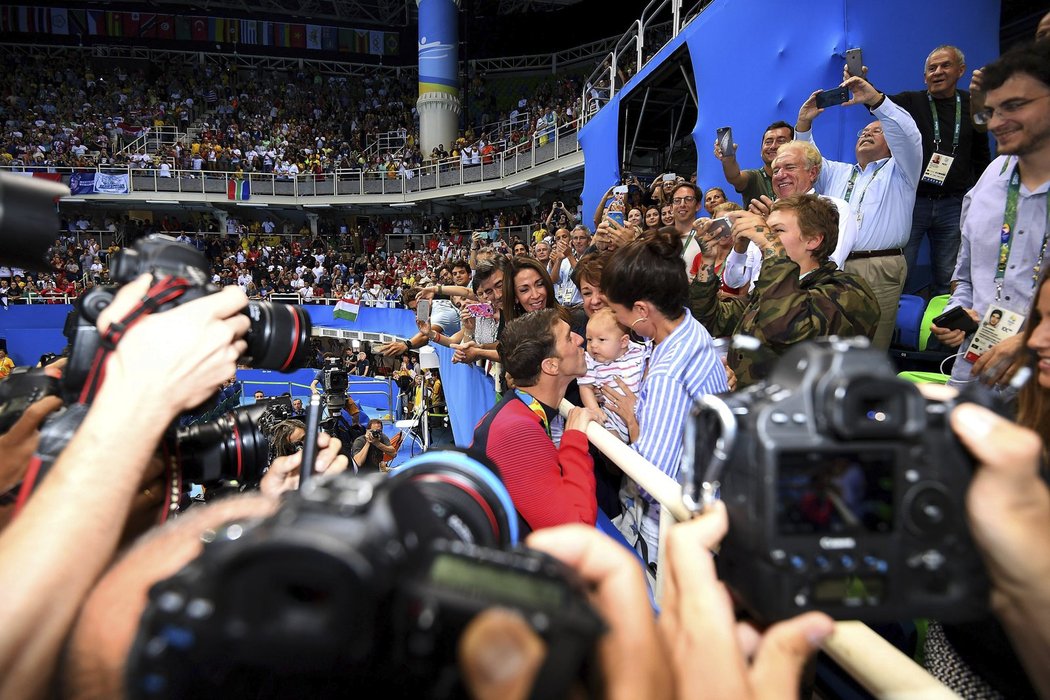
[951,403,1050,698]
[661,503,833,699]
[260,432,347,497]
[0,395,64,495]
[459,525,670,700]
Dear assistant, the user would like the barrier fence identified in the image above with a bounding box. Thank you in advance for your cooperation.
[557,399,960,699]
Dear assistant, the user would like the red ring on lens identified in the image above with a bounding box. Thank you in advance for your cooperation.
[411,473,500,540]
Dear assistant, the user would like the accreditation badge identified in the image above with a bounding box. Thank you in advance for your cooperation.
[920,153,955,185]
[963,305,1024,364]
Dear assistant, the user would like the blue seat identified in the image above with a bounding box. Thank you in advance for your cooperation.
[893,294,926,350]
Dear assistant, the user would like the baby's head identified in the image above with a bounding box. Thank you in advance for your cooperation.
[586,308,629,364]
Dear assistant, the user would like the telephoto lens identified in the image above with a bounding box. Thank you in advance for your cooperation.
[242,301,312,372]
[173,402,275,486]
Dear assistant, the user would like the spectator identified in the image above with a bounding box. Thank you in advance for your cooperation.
[548,228,583,306]
[600,229,728,566]
[714,120,794,206]
[795,75,923,350]
[690,195,879,387]
[470,308,600,530]
[703,186,728,215]
[931,40,1050,387]
[0,349,13,378]
[874,46,992,297]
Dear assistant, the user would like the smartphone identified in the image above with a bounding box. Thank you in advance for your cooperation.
[815,86,851,109]
[845,48,864,78]
[466,302,494,318]
[612,185,629,196]
[298,395,322,490]
[416,299,431,323]
[708,217,733,241]
[716,127,736,157]
[607,210,625,226]
[932,306,978,334]
[661,173,677,182]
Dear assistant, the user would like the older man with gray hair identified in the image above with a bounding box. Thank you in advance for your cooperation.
[722,140,857,290]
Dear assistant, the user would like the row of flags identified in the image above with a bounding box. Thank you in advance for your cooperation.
[0,6,400,55]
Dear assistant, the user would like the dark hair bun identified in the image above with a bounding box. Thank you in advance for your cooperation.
[640,226,684,259]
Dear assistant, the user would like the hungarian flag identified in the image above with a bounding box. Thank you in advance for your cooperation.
[333,295,360,322]
[227,179,250,200]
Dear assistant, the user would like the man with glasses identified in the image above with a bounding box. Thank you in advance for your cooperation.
[795,75,923,349]
[670,182,705,273]
[714,121,795,207]
[877,46,992,297]
[932,41,1050,388]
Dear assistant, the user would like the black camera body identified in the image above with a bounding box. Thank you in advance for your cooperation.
[62,234,311,401]
[0,366,60,434]
[369,428,383,440]
[682,339,989,623]
[127,453,604,699]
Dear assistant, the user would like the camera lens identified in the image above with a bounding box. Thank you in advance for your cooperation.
[243,301,312,372]
[175,403,271,484]
[391,450,519,548]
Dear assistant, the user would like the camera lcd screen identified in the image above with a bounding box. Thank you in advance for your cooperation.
[776,450,894,535]
[429,553,565,610]
[813,576,885,605]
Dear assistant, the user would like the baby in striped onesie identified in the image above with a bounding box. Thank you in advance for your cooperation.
[578,308,646,443]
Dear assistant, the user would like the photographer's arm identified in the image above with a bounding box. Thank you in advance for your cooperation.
[952,403,1050,698]
[352,436,372,467]
[0,278,249,700]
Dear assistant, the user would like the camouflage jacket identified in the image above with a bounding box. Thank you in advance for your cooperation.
[689,253,879,387]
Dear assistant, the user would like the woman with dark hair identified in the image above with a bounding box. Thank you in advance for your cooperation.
[690,194,879,388]
[643,207,661,230]
[574,253,608,318]
[600,229,729,567]
[501,256,573,326]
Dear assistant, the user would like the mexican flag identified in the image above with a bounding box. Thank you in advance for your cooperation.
[227,178,250,200]
[334,295,360,322]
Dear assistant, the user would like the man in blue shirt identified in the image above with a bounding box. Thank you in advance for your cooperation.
[795,75,923,349]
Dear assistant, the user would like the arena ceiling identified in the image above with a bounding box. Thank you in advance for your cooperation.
[86,0,587,27]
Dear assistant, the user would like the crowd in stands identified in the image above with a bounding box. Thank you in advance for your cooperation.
[1,20,1050,700]
[1,46,587,179]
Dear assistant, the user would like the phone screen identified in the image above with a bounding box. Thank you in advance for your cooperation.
[815,87,850,109]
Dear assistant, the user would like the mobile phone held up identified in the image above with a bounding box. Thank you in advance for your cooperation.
[416,299,431,325]
[815,86,851,109]
[845,47,864,78]
[716,127,736,157]
[708,217,733,241]
[466,302,494,319]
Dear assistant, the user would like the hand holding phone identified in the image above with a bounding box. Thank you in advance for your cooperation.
[845,48,864,78]
[815,86,851,109]
[416,299,431,324]
[466,302,494,319]
[933,306,979,335]
[707,217,733,242]
[716,127,736,158]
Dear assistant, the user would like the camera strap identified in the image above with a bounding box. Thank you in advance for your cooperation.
[79,276,193,404]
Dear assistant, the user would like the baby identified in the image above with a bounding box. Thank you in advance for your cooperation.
[578,308,646,442]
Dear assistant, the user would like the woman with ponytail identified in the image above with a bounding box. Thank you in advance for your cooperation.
[600,227,729,568]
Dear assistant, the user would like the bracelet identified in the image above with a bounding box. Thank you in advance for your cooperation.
[437,284,443,295]
[435,331,442,344]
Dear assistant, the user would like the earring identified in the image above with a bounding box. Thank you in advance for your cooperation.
[630,316,648,329]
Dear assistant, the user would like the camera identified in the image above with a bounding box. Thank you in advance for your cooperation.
[681,338,989,623]
[0,366,61,434]
[369,429,383,440]
[126,451,604,699]
[62,234,312,401]
[172,397,294,488]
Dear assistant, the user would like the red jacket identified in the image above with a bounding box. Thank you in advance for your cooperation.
[471,392,596,530]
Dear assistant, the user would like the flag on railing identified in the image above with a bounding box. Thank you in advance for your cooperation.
[227,178,250,200]
[333,295,360,322]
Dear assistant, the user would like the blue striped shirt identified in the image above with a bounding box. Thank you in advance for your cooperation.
[632,309,728,535]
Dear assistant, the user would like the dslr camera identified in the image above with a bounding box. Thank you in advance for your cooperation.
[62,234,312,400]
[127,451,604,699]
[682,338,989,623]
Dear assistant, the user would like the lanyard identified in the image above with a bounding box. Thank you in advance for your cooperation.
[760,168,773,195]
[515,389,551,437]
[928,92,962,155]
[843,160,889,206]
[997,166,1050,300]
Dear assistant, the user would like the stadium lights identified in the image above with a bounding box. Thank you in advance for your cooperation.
[466,190,493,197]
[60,197,86,203]
[558,163,583,173]
[235,202,267,207]
[145,199,179,204]
[303,203,330,208]
[506,181,530,190]
[389,202,413,207]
